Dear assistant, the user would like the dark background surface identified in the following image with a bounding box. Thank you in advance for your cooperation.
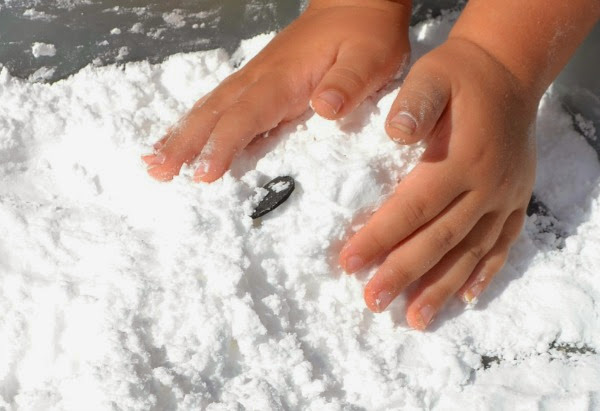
[0,0,598,134]
[0,0,304,81]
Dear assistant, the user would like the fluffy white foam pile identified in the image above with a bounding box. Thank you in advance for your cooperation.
[1,13,599,411]
[31,42,57,58]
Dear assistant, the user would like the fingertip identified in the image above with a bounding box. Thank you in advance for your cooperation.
[405,310,422,330]
[147,165,175,182]
[363,282,395,314]
[193,160,225,183]
[387,64,451,146]
[310,89,345,120]
[364,288,382,313]
[141,152,166,166]
[388,111,417,134]
[385,110,424,145]
[141,154,155,165]
[406,303,435,331]
[340,252,365,275]
[385,126,422,145]
[461,281,485,305]
[385,120,422,146]
[338,258,352,275]
[196,173,222,184]
[152,135,170,151]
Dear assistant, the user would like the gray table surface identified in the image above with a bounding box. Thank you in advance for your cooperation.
[0,0,598,136]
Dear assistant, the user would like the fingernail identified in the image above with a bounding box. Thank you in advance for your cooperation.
[315,90,344,115]
[344,255,364,273]
[373,290,395,313]
[416,304,435,329]
[153,141,165,150]
[193,159,210,182]
[389,112,417,135]
[463,282,485,304]
[142,152,166,166]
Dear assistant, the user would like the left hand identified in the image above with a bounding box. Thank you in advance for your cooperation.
[339,38,539,330]
[142,0,411,182]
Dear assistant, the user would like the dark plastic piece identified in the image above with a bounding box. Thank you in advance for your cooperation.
[527,193,566,249]
[251,176,295,219]
[527,194,551,217]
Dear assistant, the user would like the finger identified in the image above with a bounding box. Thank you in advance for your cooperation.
[194,74,295,183]
[152,135,170,151]
[141,128,181,166]
[311,45,402,119]
[363,191,483,313]
[148,94,213,154]
[404,213,505,330]
[458,209,526,304]
[147,75,250,181]
[385,60,451,144]
[340,163,467,274]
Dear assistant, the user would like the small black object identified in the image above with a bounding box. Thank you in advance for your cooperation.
[527,193,566,249]
[251,176,295,219]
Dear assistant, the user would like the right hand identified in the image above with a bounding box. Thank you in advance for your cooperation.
[340,37,539,329]
[142,0,411,182]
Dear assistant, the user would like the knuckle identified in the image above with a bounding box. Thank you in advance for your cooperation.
[408,89,436,112]
[384,263,413,289]
[465,245,486,263]
[364,227,390,255]
[228,100,263,131]
[433,283,454,300]
[329,67,366,92]
[221,71,252,89]
[401,198,428,231]
[192,94,210,110]
[396,88,434,121]
[231,99,256,112]
[193,94,221,114]
[434,223,456,251]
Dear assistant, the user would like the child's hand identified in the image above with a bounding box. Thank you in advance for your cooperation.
[340,38,539,330]
[143,0,411,182]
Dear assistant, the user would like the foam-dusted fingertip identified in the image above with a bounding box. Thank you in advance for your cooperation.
[310,90,345,119]
[193,158,226,183]
[385,121,422,145]
[363,284,394,314]
[147,165,175,182]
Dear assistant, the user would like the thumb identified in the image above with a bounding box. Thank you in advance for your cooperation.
[386,61,451,144]
[311,45,405,120]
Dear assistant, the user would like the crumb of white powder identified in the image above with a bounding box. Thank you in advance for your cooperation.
[31,42,56,58]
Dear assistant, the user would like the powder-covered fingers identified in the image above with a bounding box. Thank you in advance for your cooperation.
[363,191,483,313]
[403,213,506,330]
[458,209,526,304]
[339,163,467,274]
[193,74,299,183]
[144,75,250,182]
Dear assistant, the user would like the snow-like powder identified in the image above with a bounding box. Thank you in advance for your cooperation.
[31,42,57,58]
[1,13,600,411]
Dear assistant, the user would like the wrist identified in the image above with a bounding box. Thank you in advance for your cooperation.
[437,37,542,110]
[448,0,600,101]
[447,31,546,100]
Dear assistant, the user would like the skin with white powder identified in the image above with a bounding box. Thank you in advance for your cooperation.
[0,14,599,411]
